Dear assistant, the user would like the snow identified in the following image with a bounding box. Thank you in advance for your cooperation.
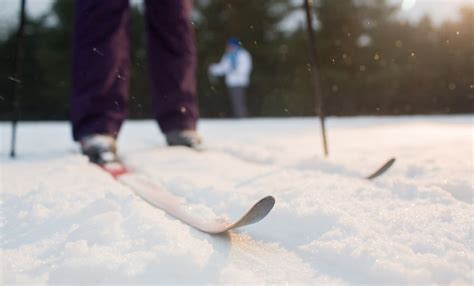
[1,116,472,284]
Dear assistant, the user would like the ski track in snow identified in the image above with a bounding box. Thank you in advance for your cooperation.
[0,116,472,284]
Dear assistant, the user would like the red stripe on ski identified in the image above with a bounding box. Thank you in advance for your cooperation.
[100,163,129,178]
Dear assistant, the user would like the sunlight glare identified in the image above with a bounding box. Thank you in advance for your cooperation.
[402,0,416,10]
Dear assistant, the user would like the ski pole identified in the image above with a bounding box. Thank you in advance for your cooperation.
[303,0,329,156]
[10,0,27,158]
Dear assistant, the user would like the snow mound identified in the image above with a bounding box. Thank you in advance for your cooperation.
[1,116,472,284]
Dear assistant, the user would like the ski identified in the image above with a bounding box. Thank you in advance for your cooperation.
[199,147,395,181]
[92,153,389,234]
[365,157,396,180]
[100,163,275,234]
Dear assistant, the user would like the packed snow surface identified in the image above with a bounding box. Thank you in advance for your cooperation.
[1,116,472,284]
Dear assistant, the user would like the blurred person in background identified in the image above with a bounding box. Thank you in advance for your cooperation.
[209,37,252,118]
[71,0,201,169]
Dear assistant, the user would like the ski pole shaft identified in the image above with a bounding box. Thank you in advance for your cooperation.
[10,0,27,158]
[303,0,329,156]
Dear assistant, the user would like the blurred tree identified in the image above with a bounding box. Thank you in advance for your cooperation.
[0,0,472,120]
[436,6,474,113]
[316,0,366,115]
[0,1,72,120]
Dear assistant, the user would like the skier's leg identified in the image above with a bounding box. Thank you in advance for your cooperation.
[228,87,239,118]
[239,87,249,118]
[144,0,199,133]
[229,87,248,118]
[71,0,130,141]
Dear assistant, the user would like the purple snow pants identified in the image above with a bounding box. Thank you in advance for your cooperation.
[71,0,198,141]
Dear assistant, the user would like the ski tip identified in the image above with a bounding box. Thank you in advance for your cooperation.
[259,196,276,208]
[251,196,276,220]
[366,157,396,180]
[383,157,397,169]
[386,157,396,167]
[204,196,276,234]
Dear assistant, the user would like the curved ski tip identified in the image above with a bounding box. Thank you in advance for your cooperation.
[258,195,275,207]
[366,157,397,180]
[385,157,396,167]
[212,196,276,233]
[254,196,276,216]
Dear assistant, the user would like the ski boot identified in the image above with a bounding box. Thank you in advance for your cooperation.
[165,130,202,149]
[80,134,128,177]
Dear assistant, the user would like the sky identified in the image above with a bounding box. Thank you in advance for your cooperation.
[393,0,472,23]
[0,0,472,36]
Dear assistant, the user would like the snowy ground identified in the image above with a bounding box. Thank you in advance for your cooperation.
[1,116,472,285]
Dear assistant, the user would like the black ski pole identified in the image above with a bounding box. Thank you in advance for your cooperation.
[10,0,27,158]
[303,0,329,156]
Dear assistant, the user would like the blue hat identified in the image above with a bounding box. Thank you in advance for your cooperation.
[227,37,240,47]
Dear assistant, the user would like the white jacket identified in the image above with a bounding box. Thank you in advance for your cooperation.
[209,48,252,87]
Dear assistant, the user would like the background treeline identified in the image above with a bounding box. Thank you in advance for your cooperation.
[0,0,472,120]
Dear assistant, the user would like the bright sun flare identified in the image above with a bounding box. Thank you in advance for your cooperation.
[402,0,417,10]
